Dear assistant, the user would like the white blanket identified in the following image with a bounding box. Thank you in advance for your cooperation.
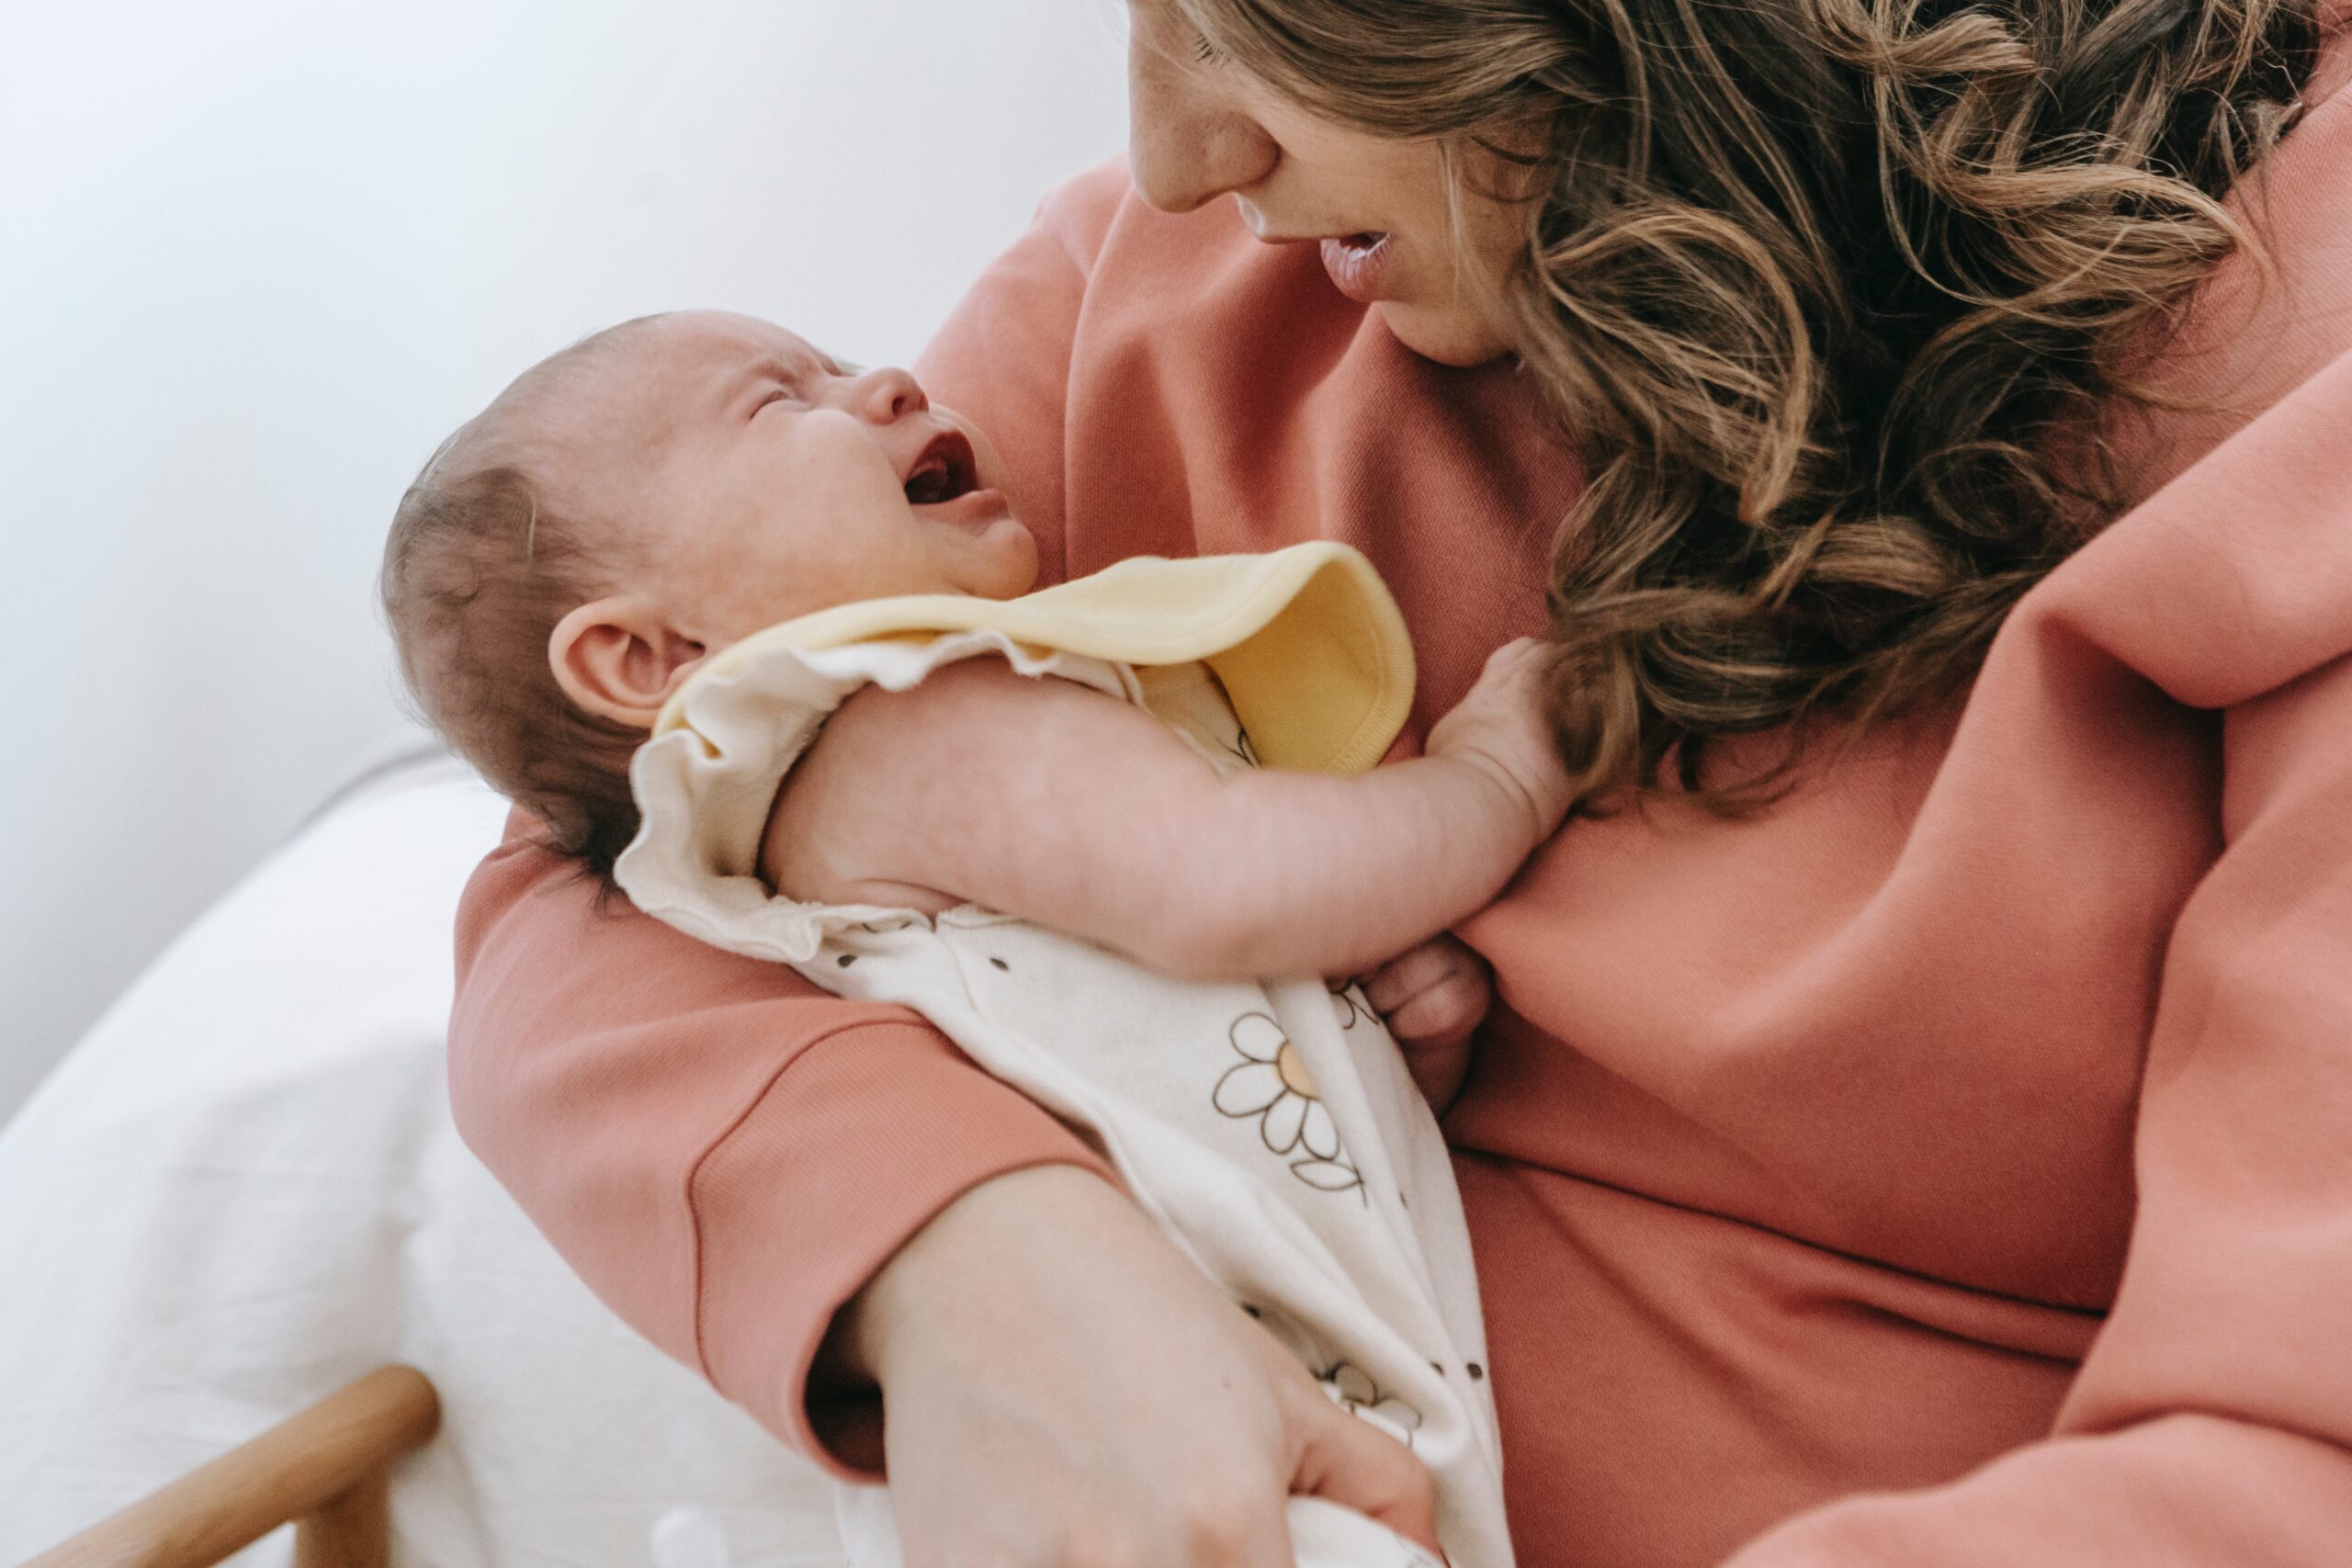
[0,760,843,1568]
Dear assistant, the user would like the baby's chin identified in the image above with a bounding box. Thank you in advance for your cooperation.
[958,513,1042,600]
[910,502,1038,600]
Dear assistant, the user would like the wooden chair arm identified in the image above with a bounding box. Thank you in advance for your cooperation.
[19,1366,441,1568]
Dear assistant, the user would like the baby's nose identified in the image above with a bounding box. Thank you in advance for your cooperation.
[848,366,927,422]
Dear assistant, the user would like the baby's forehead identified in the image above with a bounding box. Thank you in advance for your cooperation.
[453,310,824,498]
[560,311,825,427]
[620,310,826,384]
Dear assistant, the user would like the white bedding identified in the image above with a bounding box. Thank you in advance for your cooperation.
[0,758,845,1567]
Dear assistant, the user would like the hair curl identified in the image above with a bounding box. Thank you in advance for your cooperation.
[1181,0,2319,804]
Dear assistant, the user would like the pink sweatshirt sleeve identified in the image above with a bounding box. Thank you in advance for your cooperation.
[445,168,1131,1472]
[1724,350,2352,1563]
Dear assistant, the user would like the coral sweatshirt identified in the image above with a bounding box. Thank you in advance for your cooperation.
[449,30,2352,1566]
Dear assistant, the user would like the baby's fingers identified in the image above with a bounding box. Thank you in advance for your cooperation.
[1381,969,1489,1047]
[1362,938,1485,1023]
[1466,636,1550,694]
[1363,942,1448,1015]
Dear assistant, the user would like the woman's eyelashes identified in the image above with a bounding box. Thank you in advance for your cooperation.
[1192,31,1226,65]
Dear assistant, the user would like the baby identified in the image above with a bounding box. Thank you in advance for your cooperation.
[384,310,1568,1568]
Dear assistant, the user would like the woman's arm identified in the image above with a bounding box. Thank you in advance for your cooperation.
[762,641,1570,981]
[1724,391,2352,1562]
[1726,660,2352,1566]
[449,817,1118,1462]
[836,1166,1443,1563]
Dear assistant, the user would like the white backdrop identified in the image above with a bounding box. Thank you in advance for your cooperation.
[0,0,1131,1120]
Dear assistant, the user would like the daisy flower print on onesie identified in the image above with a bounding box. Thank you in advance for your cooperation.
[1213,1012,1363,1195]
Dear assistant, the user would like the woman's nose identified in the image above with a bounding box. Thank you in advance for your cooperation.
[1126,44,1279,213]
[843,366,927,423]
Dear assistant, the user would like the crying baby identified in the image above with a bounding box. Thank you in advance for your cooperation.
[384,309,1565,1568]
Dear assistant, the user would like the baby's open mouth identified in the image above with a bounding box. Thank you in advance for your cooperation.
[902,429,979,507]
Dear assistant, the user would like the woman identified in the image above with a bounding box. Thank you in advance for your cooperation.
[449,0,2351,1562]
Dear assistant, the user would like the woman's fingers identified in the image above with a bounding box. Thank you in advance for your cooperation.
[1159,1468,1302,1568]
[858,1166,1440,1568]
[1289,1393,1445,1556]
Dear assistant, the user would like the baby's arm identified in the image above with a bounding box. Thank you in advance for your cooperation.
[761,640,1569,982]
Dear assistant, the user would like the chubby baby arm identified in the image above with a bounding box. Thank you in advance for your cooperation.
[760,640,1571,982]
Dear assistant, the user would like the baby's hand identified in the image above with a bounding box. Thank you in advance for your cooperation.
[1360,935,1490,1111]
[1423,637,1576,841]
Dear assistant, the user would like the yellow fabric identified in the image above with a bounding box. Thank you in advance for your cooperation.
[657,542,1418,775]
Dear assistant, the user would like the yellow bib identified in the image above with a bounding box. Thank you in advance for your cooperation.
[656,541,1417,775]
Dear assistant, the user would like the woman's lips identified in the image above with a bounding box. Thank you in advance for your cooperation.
[1320,232,1395,304]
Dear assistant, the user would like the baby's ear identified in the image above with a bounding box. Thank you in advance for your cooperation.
[548,597,708,728]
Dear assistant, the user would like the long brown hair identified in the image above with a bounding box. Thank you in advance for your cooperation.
[1180,0,2320,804]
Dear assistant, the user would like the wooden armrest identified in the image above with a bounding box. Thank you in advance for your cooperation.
[19,1366,441,1568]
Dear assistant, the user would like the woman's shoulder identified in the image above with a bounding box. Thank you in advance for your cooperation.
[2032,39,2352,716]
[1027,156,1133,276]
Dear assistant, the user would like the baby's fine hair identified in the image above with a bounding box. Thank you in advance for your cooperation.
[379,320,663,883]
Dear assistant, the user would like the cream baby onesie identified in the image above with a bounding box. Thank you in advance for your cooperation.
[616,544,1513,1568]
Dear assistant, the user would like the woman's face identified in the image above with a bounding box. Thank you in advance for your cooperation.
[1125,0,1532,367]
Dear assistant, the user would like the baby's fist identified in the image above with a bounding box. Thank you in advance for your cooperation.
[1424,637,1575,840]
[1362,935,1491,1111]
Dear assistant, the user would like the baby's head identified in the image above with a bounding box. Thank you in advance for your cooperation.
[381,310,1037,876]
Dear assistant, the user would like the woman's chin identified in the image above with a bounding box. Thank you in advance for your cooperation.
[1375,299,1515,368]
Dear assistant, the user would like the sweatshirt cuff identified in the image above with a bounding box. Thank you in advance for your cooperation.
[684,1016,1114,1479]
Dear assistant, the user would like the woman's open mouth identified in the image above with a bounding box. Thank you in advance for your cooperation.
[902,427,1009,525]
[1320,231,1395,305]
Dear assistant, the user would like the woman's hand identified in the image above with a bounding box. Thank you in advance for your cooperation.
[838,1165,1442,1568]
[1359,936,1490,1111]
[1423,637,1575,843]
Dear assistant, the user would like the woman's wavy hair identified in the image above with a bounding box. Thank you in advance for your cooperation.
[1180,0,2320,805]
